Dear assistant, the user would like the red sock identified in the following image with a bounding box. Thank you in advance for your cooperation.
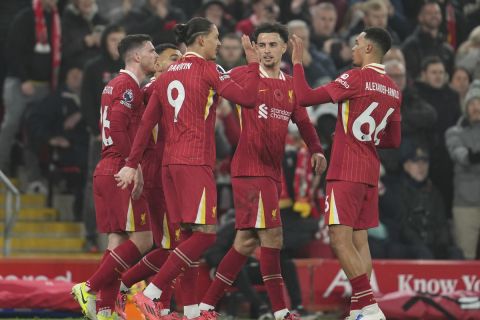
[159,280,175,309]
[96,278,121,312]
[150,232,215,291]
[87,240,142,292]
[260,247,286,313]
[202,248,248,307]
[122,248,170,288]
[181,261,200,306]
[350,274,376,310]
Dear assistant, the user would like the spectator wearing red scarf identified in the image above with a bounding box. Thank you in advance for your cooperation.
[0,0,61,187]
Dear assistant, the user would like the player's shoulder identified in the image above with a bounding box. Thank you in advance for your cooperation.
[332,68,362,90]
[337,67,362,80]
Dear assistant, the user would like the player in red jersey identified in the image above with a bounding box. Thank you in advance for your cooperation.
[71,34,158,320]
[114,17,261,320]
[291,28,401,320]
[115,44,183,320]
[195,23,327,320]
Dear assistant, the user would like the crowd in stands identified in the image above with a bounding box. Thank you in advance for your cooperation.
[0,0,479,265]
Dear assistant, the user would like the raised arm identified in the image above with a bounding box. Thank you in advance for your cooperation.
[213,35,260,108]
[293,64,333,106]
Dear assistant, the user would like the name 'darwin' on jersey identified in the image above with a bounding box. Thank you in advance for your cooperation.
[168,63,192,72]
[365,81,400,99]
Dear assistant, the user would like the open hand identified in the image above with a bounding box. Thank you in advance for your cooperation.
[115,166,137,189]
[242,34,259,64]
[289,34,304,65]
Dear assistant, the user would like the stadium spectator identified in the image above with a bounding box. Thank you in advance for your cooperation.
[381,59,436,173]
[61,0,108,72]
[200,0,236,37]
[0,0,31,100]
[310,3,338,50]
[383,46,405,66]
[450,67,472,108]
[119,0,186,45]
[446,80,480,260]
[235,0,279,37]
[0,0,60,190]
[415,56,461,217]
[347,0,401,45]
[397,143,464,260]
[287,20,336,86]
[401,0,455,80]
[80,24,125,252]
[26,66,88,221]
[96,0,141,22]
[455,25,480,80]
[217,33,246,70]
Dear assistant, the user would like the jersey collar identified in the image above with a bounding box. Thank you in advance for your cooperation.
[184,51,205,60]
[120,69,140,87]
[259,65,286,80]
[362,63,386,74]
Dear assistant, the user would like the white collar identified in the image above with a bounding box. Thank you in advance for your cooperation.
[259,65,286,80]
[183,51,205,60]
[120,69,140,87]
[362,63,386,74]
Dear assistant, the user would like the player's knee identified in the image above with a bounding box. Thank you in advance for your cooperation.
[328,227,349,252]
[258,227,283,249]
[234,237,258,255]
[130,231,154,254]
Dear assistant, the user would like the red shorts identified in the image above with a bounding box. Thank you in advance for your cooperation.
[232,176,282,229]
[93,175,150,233]
[144,186,180,249]
[325,180,378,230]
[162,165,217,225]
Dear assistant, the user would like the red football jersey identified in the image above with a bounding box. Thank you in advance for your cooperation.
[95,70,144,176]
[150,52,260,169]
[230,66,310,182]
[141,78,165,188]
[324,63,401,186]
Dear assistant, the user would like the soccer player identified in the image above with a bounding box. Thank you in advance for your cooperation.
[195,22,327,320]
[116,44,183,320]
[291,28,401,320]
[71,34,158,320]
[115,17,261,320]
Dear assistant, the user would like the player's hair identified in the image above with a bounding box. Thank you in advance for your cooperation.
[155,43,178,54]
[363,27,391,56]
[117,34,152,62]
[421,56,444,72]
[253,23,289,43]
[174,17,214,46]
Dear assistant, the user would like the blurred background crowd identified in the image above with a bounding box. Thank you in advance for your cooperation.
[0,0,479,268]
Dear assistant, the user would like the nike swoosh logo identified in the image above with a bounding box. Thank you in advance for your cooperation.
[80,289,88,305]
[259,89,268,92]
